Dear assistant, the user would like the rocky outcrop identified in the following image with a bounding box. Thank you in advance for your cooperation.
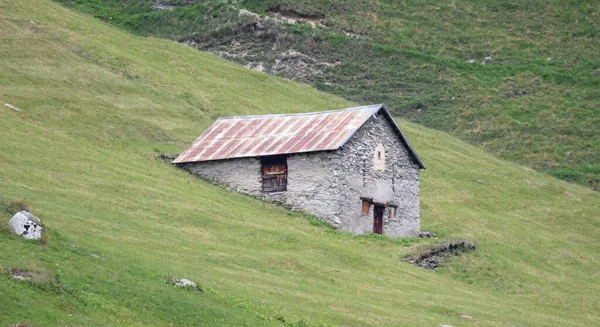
[180,7,336,83]
[271,49,337,81]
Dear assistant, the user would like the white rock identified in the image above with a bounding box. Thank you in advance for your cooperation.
[239,8,260,20]
[153,4,174,10]
[11,274,27,280]
[174,278,196,288]
[461,315,473,319]
[9,211,43,240]
[4,103,21,111]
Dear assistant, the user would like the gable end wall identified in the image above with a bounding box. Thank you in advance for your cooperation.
[329,114,420,237]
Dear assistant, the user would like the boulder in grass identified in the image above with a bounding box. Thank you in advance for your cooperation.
[9,211,43,240]
[168,276,200,290]
[174,278,197,288]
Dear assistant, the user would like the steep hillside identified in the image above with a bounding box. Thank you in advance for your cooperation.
[1,0,600,326]
[53,0,600,190]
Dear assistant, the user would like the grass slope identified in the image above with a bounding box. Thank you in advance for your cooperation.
[53,0,600,190]
[1,0,600,326]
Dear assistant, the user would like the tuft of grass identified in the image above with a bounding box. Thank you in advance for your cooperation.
[0,195,29,235]
[0,194,30,215]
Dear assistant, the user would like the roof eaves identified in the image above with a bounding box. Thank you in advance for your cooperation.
[172,121,218,164]
[379,105,426,169]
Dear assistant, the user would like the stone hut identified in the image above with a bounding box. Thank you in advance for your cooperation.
[173,104,425,237]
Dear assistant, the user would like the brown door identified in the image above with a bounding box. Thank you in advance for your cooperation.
[373,205,384,234]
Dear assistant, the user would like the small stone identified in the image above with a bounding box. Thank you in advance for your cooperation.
[465,59,475,63]
[11,274,27,281]
[477,179,485,184]
[461,315,473,319]
[440,325,453,327]
[4,103,21,111]
[174,278,197,288]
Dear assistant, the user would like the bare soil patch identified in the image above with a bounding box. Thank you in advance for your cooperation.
[405,240,477,271]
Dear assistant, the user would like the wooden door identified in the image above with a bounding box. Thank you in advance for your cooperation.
[373,205,384,234]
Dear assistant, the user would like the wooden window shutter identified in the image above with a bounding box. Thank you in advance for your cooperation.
[261,156,287,192]
[361,199,370,214]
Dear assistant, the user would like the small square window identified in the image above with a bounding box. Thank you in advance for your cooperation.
[261,156,287,192]
[360,197,372,214]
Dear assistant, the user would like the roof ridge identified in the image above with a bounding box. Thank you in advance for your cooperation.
[216,104,383,120]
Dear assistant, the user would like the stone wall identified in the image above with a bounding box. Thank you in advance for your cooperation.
[185,157,262,195]
[183,152,342,225]
[327,114,421,237]
[181,110,420,237]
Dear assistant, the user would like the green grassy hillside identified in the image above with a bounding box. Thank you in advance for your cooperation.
[1,0,600,326]
[53,0,600,190]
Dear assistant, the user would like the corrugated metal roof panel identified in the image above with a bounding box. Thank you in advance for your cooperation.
[173,104,425,169]
[173,104,382,163]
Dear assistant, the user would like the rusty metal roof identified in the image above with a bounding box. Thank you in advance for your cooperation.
[173,104,425,168]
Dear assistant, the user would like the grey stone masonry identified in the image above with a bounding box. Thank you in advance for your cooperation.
[330,114,420,237]
[182,110,421,237]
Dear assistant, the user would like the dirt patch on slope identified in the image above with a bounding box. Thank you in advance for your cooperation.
[405,240,477,271]
[10,269,51,282]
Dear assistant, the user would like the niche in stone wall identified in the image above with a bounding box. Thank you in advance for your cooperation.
[373,143,386,171]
